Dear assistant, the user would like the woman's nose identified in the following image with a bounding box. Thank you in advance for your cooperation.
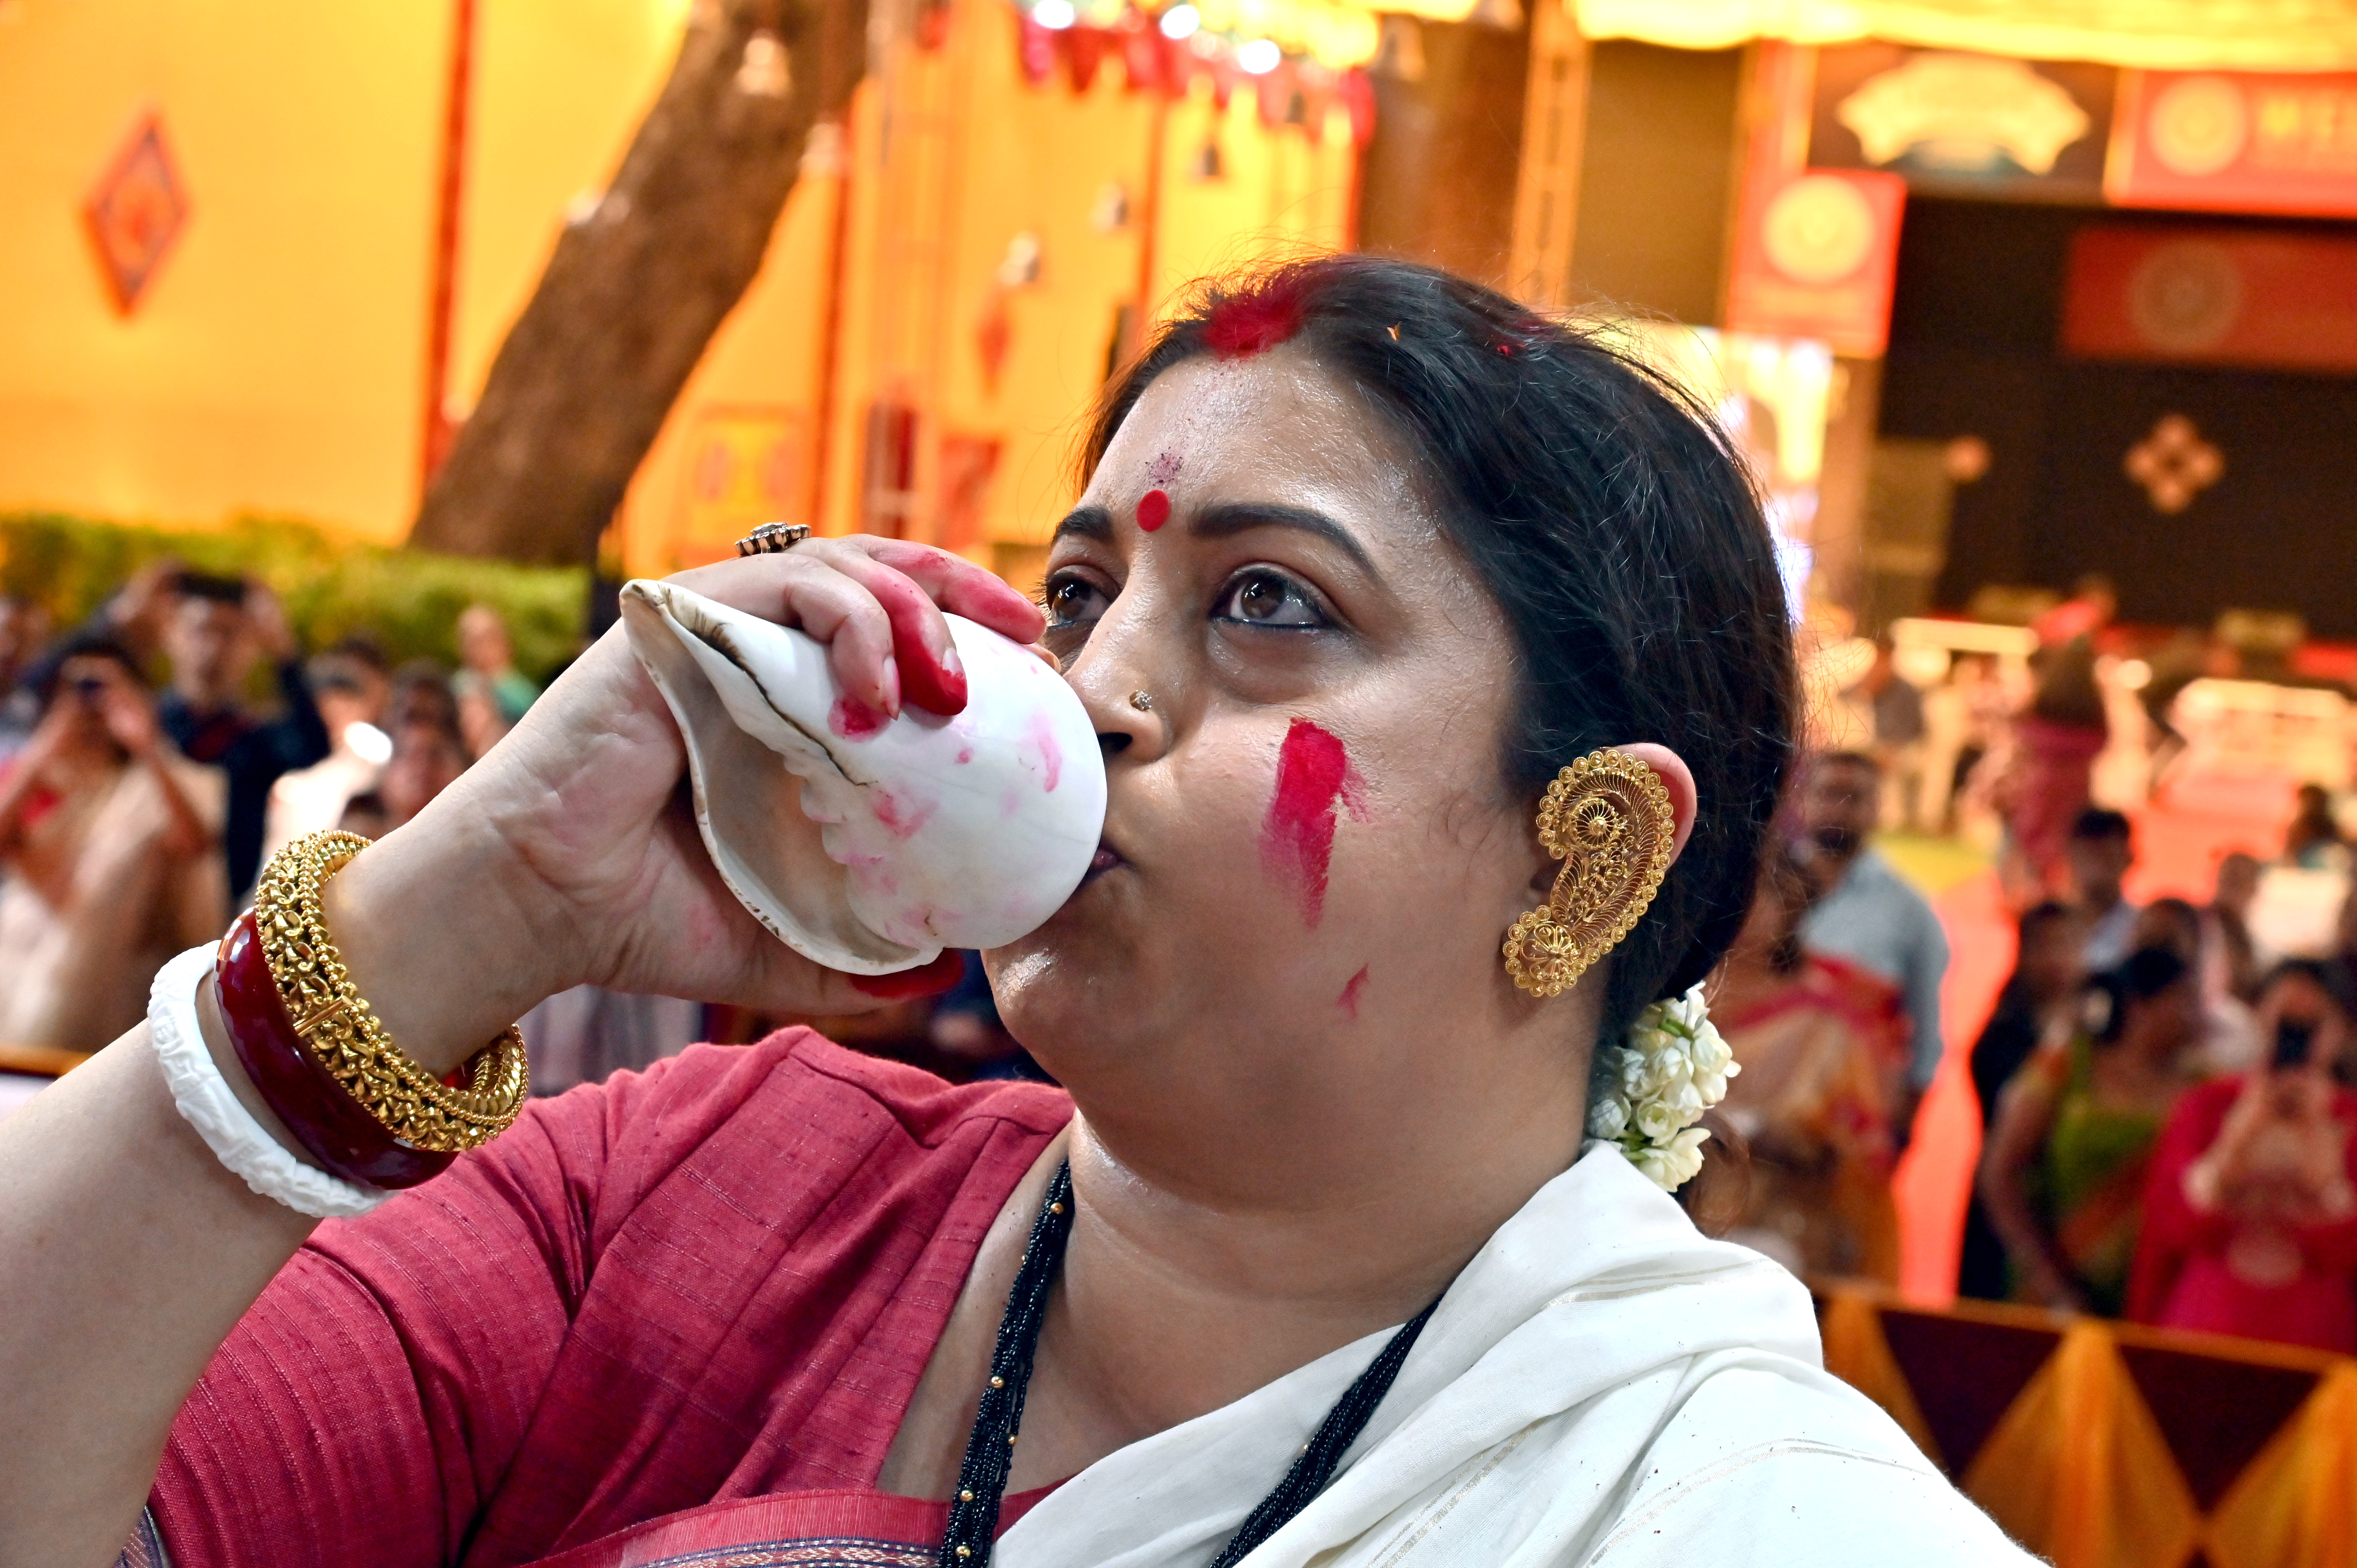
[1064,612,1170,766]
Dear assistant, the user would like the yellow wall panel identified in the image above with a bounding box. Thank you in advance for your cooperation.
[450,0,684,411]
[0,0,450,538]
[0,0,1361,574]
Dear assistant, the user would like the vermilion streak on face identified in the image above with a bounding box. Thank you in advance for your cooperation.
[1259,718,1367,927]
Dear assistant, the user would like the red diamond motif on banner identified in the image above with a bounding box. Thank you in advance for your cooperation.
[84,112,189,314]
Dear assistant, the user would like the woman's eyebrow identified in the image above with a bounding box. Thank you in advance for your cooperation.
[1052,504,1115,542]
[1192,502,1379,577]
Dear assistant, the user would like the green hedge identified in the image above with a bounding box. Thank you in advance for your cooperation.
[0,512,589,683]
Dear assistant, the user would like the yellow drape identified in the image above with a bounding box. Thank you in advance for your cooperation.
[2208,1365,2357,1568]
[1820,1285,2357,1568]
[1961,1322,2203,1568]
[1574,0,2357,73]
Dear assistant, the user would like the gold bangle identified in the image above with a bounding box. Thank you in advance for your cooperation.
[252,830,529,1153]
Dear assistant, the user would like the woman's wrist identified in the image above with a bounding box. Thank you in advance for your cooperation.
[322,808,568,1077]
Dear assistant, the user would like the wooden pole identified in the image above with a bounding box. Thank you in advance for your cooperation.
[419,0,477,492]
[410,0,868,564]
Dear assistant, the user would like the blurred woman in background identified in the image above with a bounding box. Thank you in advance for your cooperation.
[1982,945,2203,1314]
[1712,848,1906,1282]
[2131,960,2357,1353]
[259,640,392,863]
[339,663,471,839]
[2135,895,2262,1073]
[1957,901,2083,1301]
[2004,633,2109,899]
[452,603,540,759]
[0,633,224,1051]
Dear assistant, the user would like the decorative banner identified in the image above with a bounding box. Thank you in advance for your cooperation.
[1572,0,2357,74]
[1724,167,1908,356]
[1014,13,1375,137]
[2061,222,2357,375]
[1808,45,2115,202]
[675,406,811,566]
[2108,69,2357,217]
[84,111,190,315]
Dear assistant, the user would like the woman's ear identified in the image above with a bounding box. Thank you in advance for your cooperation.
[1615,743,1698,862]
[1518,743,1700,898]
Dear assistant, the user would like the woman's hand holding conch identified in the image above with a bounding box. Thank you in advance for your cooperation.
[323,539,1049,1075]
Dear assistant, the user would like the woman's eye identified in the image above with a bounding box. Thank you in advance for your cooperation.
[1043,573,1110,628]
[1215,570,1326,629]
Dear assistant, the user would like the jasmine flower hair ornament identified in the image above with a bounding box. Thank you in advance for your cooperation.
[1587,985,1737,1191]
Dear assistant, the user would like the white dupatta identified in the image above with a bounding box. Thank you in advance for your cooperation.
[998,1145,2033,1568]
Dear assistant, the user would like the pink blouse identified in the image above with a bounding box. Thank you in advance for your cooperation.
[147,1031,1072,1568]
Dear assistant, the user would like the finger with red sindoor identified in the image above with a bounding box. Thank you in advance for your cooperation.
[830,543,1045,718]
[773,560,902,716]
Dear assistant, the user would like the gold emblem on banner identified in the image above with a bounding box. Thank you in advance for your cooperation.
[2149,74,2251,177]
[1762,175,1877,285]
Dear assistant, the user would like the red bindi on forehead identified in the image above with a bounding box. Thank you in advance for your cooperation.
[1202,280,1308,359]
[1136,489,1171,532]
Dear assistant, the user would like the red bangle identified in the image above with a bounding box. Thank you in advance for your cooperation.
[214,911,458,1190]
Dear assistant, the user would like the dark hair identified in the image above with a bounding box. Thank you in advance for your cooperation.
[1760,848,1821,979]
[386,660,461,741]
[1994,899,2080,1018]
[2018,899,2075,941]
[2261,956,2357,1019]
[2071,806,2132,844]
[1084,255,1798,1038]
[327,632,391,675]
[36,630,147,709]
[2088,944,2191,1043]
[173,570,249,606]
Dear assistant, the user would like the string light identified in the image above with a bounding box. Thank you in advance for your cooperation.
[1158,3,1200,38]
[1236,36,1280,72]
[1032,0,1076,28]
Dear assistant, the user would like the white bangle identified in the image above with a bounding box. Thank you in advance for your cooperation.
[147,943,389,1219]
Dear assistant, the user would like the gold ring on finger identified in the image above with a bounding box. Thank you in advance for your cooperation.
[735,522,813,557]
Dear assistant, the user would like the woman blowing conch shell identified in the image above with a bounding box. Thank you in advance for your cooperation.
[0,257,2033,1568]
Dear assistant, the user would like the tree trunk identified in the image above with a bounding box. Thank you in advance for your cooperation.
[410,0,866,564]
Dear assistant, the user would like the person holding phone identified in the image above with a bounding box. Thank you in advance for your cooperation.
[2129,960,2357,1352]
[0,633,225,1051]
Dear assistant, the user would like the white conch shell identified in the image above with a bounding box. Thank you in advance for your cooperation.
[620,579,1106,974]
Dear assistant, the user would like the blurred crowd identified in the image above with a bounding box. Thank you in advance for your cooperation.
[1720,743,2357,1359]
[0,564,1045,1099]
[0,568,569,1060]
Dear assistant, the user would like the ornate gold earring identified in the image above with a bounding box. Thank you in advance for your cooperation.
[1503,749,1676,999]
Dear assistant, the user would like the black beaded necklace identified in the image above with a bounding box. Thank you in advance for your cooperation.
[934,1160,1441,1568]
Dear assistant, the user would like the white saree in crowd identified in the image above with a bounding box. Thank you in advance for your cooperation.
[1001,1146,2034,1567]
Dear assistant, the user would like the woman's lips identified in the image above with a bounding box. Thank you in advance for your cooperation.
[1082,840,1125,883]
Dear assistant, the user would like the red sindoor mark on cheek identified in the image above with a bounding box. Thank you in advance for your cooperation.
[1338,965,1369,1019]
[1136,488,1171,532]
[1258,718,1369,927]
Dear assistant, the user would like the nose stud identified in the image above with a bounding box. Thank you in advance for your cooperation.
[1128,690,1154,712]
